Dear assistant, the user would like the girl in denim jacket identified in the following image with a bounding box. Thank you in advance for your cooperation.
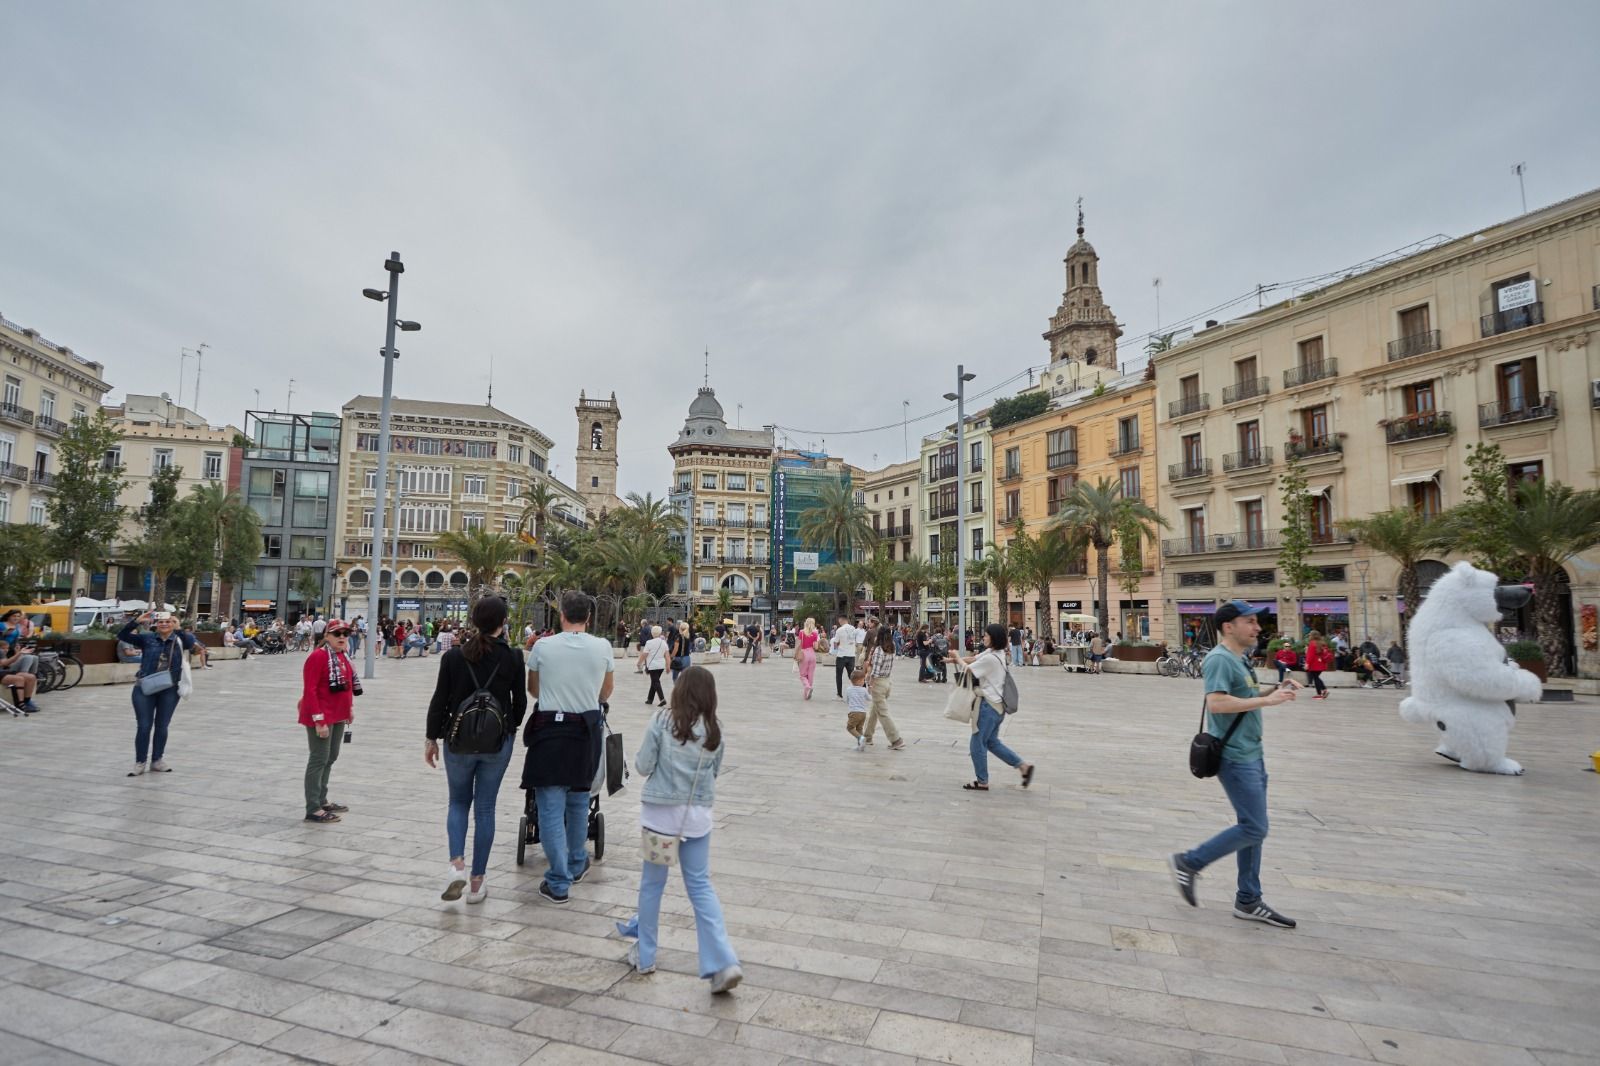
[615,665,742,993]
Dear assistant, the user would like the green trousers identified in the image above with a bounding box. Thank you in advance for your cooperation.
[304,723,346,815]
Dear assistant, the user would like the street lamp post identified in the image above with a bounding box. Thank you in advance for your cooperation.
[360,252,421,679]
[943,366,977,646]
[389,487,408,621]
[1355,559,1371,641]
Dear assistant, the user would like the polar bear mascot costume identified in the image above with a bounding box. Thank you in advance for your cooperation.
[1399,560,1542,775]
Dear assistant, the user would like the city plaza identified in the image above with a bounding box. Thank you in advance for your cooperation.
[2,651,1596,1066]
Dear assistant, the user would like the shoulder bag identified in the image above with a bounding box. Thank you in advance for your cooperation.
[640,718,708,868]
[943,664,979,724]
[137,637,179,696]
[1189,695,1247,779]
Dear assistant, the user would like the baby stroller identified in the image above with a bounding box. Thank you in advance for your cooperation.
[1356,653,1404,689]
[515,704,625,867]
[259,631,286,655]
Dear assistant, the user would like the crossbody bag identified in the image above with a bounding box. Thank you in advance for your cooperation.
[138,637,180,696]
[640,717,709,868]
[1188,695,1246,779]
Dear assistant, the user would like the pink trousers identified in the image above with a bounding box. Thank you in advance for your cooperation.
[797,647,816,693]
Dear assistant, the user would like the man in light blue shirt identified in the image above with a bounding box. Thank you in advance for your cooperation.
[1169,600,1301,929]
[526,591,614,904]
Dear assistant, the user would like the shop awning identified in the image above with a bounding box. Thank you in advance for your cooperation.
[1304,484,1331,496]
[1390,469,1440,486]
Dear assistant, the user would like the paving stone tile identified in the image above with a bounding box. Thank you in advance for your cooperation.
[52,1010,237,1066]
[863,1011,1032,1066]
[274,989,407,1038]
[358,1007,546,1066]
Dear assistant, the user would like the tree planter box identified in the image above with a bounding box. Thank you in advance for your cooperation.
[38,638,121,665]
[193,631,224,649]
[1110,644,1165,663]
[1514,657,1548,683]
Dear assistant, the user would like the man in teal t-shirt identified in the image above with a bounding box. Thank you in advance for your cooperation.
[1169,600,1300,928]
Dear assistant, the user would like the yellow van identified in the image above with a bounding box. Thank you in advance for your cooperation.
[0,604,72,635]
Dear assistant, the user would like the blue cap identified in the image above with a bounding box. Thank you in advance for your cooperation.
[1215,599,1261,626]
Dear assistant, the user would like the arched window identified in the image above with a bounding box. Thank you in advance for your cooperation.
[424,570,445,590]
[1084,347,1098,365]
[348,568,370,588]
[400,570,421,590]
[591,422,604,450]
[448,571,469,589]
[720,574,750,595]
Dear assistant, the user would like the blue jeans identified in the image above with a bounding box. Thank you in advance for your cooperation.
[445,738,514,877]
[131,686,181,763]
[969,699,1023,784]
[615,832,739,978]
[533,786,590,893]
[1010,645,1023,666]
[1180,758,1268,908]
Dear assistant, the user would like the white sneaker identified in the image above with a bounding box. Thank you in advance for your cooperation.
[465,879,487,904]
[127,762,147,777]
[855,736,865,751]
[151,759,171,773]
[626,943,655,975]
[441,864,468,901]
[709,964,743,994]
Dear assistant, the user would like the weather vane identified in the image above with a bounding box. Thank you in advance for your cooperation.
[1076,196,1084,236]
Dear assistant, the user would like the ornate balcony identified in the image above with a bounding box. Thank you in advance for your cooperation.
[1284,436,1341,461]
[1169,394,1209,419]
[0,461,28,483]
[1046,450,1078,470]
[1283,359,1337,389]
[0,402,34,427]
[1386,330,1441,361]
[1168,458,1212,482]
[1107,437,1142,458]
[33,415,68,437]
[1384,411,1455,444]
[1481,302,1544,337]
[1222,447,1273,473]
[1478,393,1557,428]
[1223,377,1269,404]
[1162,529,1280,557]
[999,466,1022,483]
[30,470,56,490]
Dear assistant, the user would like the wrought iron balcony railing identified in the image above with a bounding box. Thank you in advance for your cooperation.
[1387,330,1441,361]
[1478,393,1557,428]
[1283,359,1337,389]
[1223,377,1269,404]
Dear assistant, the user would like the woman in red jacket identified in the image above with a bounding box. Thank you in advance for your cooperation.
[300,619,361,823]
[1303,632,1333,700]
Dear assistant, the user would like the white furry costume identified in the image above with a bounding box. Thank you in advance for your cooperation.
[1399,561,1542,775]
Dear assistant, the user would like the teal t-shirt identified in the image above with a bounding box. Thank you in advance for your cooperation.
[528,631,614,713]
[1202,645,1264,763]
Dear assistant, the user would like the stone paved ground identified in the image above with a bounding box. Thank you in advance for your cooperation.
[3,650,1599,1066]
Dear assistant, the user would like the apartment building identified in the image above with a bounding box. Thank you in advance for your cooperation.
[918,410,992,628]
[239,410,342,621]
[859,458,920,622]
[770,450,857,614]
[1154,187,1600,675]
[335,396,584,621]
[668,386,775,611]
[991,372,1161,640]
[100,394,241,607]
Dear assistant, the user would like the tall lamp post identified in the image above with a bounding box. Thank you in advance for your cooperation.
[1355,558,1371,642]
[943,366,977,646]
[389,487,408,621]
[360,252,421,679]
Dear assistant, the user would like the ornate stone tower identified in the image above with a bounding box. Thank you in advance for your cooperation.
[1043,201,1122,367]
[575,390,625,517]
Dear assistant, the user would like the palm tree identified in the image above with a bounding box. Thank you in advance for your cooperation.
[976,540,1023,628]
[599,530,675,620]
[1049,476,1169,640]
[1023,526,1087,640]
[895,554,936,626]
[516,480,563,559]
[858,545,899,618]
[797,480,877,569]
[813,560,864,617]
[434,529,525,606]
[619,491,687,541]
[1498,479,1600,672]
[174,483,262,619]
[1341,507,1449,652]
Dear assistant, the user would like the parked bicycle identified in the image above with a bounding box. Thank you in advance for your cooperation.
[1155,645,1208,678]
[33,643,85,694]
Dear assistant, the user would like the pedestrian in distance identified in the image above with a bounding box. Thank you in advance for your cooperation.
[118,611,204,777]
[1088,632,1106,674]
[861,624,905,750]
[426,596,526,903]
[299,620,361,823]
[1304,632,1332,700]
[522,591,613,904]
[794,617,821,699]
[830,615,860,699]
[844,667,869,750]
[1169,600,1302,929]
[614,665,743,994]
[1273,641,1298,685]
[639,624,669,706]
[947,622,1034,792]
[669,620,692,682]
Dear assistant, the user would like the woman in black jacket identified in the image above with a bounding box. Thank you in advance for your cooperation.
[424,596,527,905]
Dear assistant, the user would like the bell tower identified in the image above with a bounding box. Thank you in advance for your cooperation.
[1043,199,1122,367]
[574,390,624,518]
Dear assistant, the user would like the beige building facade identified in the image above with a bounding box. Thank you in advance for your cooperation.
[919,411,993,629]
[1154,187,1600,676]
[859,458,920,620]
[334,396,584,621]
[574,391,625,518]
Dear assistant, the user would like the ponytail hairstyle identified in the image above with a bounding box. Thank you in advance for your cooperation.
[875,624,895,655]
[667,665,721,751]
[463,596,508,663]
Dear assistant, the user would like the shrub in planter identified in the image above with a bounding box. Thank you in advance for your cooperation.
[1111,640,1166,662]
[1506,640,1547,682]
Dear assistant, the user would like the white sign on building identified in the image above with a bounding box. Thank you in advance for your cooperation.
[793,551,820,572]
[1496,279,1538,311]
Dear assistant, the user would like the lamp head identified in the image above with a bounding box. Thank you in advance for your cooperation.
[362,288,387,301]
[396,320,422,332]
[942,392,958,402]
[961,372,976,382]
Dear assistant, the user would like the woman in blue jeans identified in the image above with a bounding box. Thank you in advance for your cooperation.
[117,611,203,777]
[948,623,1035,791]
[424,597,527,904]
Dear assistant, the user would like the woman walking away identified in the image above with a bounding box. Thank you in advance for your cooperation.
[118,611,204,777]
[794,617,821,700]
[425,596,527,903]
[862,625,905,750]
[1304,633,1332,700]
[948,623,1035,792]
[300,620,361,823]
[669,621,692,682]
[639,625,669,706]
[615,666,742,993]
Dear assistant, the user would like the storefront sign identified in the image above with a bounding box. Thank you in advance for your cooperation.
[774,472,787,595]
[793,551,819,572]
[1300,598,1350,615]
[242,599,276,612]
[396,599,421,611]
[1177,601,1215,614]
[1496,279,1538,311]
[1118,599,1149,610]
[1057,600,1083,610]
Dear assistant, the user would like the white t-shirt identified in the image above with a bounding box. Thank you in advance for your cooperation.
[313,618,327,635]
[832,624,861,657]
[643,637,668,671]
[966,649,1009,708]
[845,684,870,713]
[640,802,714,840]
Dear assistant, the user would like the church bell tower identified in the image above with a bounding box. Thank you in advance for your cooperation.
[574,390,625,518]
[1043,200,1122,368]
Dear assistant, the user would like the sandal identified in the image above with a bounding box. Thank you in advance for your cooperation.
[962,781,989,791]
[304,810,341,823]
[1021,764,1035,789]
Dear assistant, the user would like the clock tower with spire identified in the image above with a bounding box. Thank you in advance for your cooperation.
[1043,200,1122,368]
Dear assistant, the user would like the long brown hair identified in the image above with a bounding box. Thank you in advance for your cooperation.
[463,597,507,663]
[667,665,721,751]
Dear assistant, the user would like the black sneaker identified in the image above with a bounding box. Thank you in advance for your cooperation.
[1168,854,1199,908]
[538,881,570,905]
[1233,901,1296,928]
[571,863,589,885]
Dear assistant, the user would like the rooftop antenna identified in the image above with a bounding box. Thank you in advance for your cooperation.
[1512,162,1527,213]
[1152,277,1162,329]
[1076,196,1084,235]
[703,348,710,388]
[487,353,494,406]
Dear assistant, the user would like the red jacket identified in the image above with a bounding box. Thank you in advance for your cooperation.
[1274,646,1298,666]
[299,647,355,727]
[1305,642,1334,672]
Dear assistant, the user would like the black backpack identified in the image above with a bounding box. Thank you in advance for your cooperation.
[448,656,507,754]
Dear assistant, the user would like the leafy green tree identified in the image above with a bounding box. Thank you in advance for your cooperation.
[434,529,525,606]
[858,544,899,614]
[294,568,323,616]
[927,558,958,626]
[976,539,1023,626]
[1276,449,1321,638]
[1114,511,1147,605]
[46,411,127,628]
[124,463,185,604]
[792,592,835,630]
[1023,526,1085,639]
[988,391,1051,429]
[894,554,935,625]
[0,523,56,603]
[1340,508,1448,651]
[797,479,877,570]
[1048,476,1169,640]
[813,560,864,617]
[1500,478,1600,673]
[170,484,262,619]
[1445,442,1519,579]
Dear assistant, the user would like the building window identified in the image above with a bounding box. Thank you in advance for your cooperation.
[0,491,8,523]
[1399,303,1430,338]
[1309,491,1334,541]
[400,466,452,496]
[1004,489,1020,520]
[72,403,87,421]
[700,536,714,561]
[1302,405,1329,442]
[1234,357,1256,385]
[291,470,330,526]
[1046,428,1076,468]
[970,441,984,473]
[248,468,286,524]
[203,452,223,481]
[1184,507,1206,549]
[363,468,377,493]
[508,444,524,463]
[504,477,522,500]
[1403,380,1436,416]
[503,515,519,534]
[462,475,487,496]
[3,376,20,408]
[462,513,485,531]
[755,477,766,493]
[1004,447,1021,479]
[699,575,715,594]
[1242,499,1265,547]
[701,473,718,490]
[1507,460,1544,487]
[1047,473,1076,515]
[754,504,767,525]
[464,441,496,459]
[1298,336,1325,371]
[102,445,121,471]
[1179,373,1200,401]
[728,473,747,491]
[39,390,56,420]
[676,472,692,492]
[1408,480,1442,518]
[755,576,766,593]
[728,503,746,525]
[1119,466,1140,500]
[396,504,450,533]
[1117,416,1139,453]
[262,534,282,559]
[971,527,984,559]
[33,446,49,478]
[361,508,373,530]
[289,535,325,559]
[968,480,983,514]
[152,448,175,473]
[701,502,716,523]
[29,500,46,525]
[1181,432,1202,469]
[1495,357,1539,412]
[530,453,546,472]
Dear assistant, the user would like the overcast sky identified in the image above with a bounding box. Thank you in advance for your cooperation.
[4,1,1598,496]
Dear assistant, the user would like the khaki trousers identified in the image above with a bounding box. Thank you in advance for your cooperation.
[864,678,901,744]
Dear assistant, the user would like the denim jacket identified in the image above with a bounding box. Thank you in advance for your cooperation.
[635,711,722,806]
[116,621,196,682]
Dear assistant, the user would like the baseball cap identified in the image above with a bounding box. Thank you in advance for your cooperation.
[1214,599,1261,627]
[325,619,352,635]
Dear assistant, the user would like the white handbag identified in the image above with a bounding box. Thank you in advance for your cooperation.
[943,666,978,724]
[177,650,195,698]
